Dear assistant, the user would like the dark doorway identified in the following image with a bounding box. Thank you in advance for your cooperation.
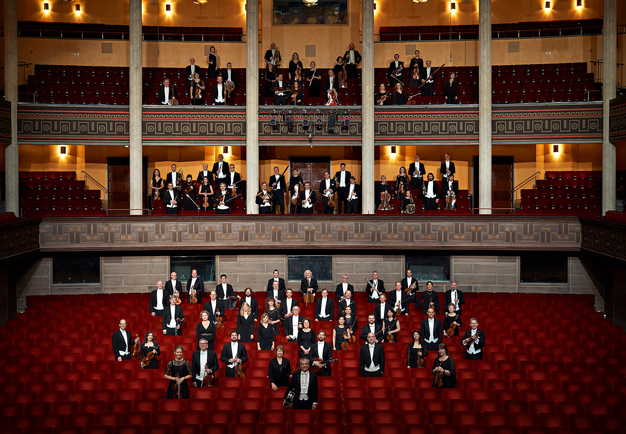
[291,157,331,214]
[108,157,148,214]
[473,156,514,214]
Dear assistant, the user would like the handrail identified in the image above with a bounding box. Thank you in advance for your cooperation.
[81,171,107,192]
[513,171,541,193]
[81,170,108,209]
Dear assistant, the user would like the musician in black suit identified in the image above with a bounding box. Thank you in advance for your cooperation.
[158,79,176,105]
[264,43,281,67]
[420,60,437,97]
[301,270,318,299]
[267,270,287,293]
[150,281,170,317]
[256,182,273,214]
[314,289,334,322]
[164,272,183,301]
[445,281,465,315]
[319,171,336,214]
[273,73,288,106]
[461,318,486,360]
[442,174,459,210]
[242,287,259,320]
[365,271,385,303]
[283,305,304,340]
[284,358,318,409]
[185,269,204,304]
[212,154,228,187]
[269,166,287,214]
[185,58,201,81]
[163,295,185,336]
[373,294,391,325]
[402,269,419,296]
[416,281,441,315]
[216,274,238,308]
[213,183,232,215]
[421,308,443,352]
[220,63,237,85]
[343,42,362,79]
[163,182,180,215]
[359,333,385,377]
[440,153,455,181]
[191,338,219,387]
[335,274,354,300]
[408,50,424,87]
[212,75,227,105]
[334,164,352,214]
[166,164,181,190]
[220,330,249,377]
[346,177,360,214]
[423,173,440,211]
[112,319,139,361]
[300,182,317,215]
[338,290,357,318]
[388,54,404,83]
[323,70,337,94]
[225,164,241,190]
[203,291,226,322]
[388,281,410,316]
[197,163,214,185]
[268,280,286,305]
[409,155,426,190]
[310,331,333,377]
[360,315,382,344]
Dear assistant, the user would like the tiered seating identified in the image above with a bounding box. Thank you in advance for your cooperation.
[374,181,471,215]
[605,211,626,222]
[519,171,602,217]
[617,170,626,202]
[19,171,106,218]
[1,290,624,434]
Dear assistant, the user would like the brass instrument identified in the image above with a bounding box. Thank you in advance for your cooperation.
[273,48,281,67]
[422,181,427,196]
[176,169,184,190]
[256,186,273,201]
[225,81,235,98]
[406,203,416,215]
[283,390,296,408]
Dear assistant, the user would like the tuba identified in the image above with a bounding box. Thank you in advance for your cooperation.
[176,168,184,189]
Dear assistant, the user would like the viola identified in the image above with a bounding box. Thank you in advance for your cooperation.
[234,354,245,378]
[435,369,444,388]
[203,362,214,387]
[446,317,457,336]
[202,193,210,210]
[141,345,158,366]
[215,316,224,329]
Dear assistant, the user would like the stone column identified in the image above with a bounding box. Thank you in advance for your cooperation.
[478,0,492,214]
[4,0,18,216]
[602,0,616,215]
[129,0,143,215]
[361,0,375,214]
[245,0,259,214]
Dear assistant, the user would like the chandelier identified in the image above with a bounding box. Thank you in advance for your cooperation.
[413,0,428,3]
[303,0,318,5]
[193,0,208,4]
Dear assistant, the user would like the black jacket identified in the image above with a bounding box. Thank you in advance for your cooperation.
[314,297,334,321]
[318,179,337,197]
[162,189,180,208]
[388,60,404,77]
[445,289,465,312]
[346,183,361,201]
[166,172,181,189]
[185,277,205,303]
[191,349,219,386]
[185,64,202,80]
[220,342,248,366]
[440,161,456,179]
[285,370,318,404]
[420,317,443,344]
[300,189,317,208]
[112,329,133,360]
[461,329,486,353]
[334,171,352,188]
[388,290,410,315]
[225,171,241,188]
[373,302,392,324]
[279,298,299,317]
[149,289,171,314]
[442,180,459,198]
[197,170,214,184]
[335,283,354,299]
[420,66,437,82]
[242,296,259,320]
[264,49,281,64]
[408,162,426,182]
[267,278,287,293]
[300,277,319,294]
[365,279,385,301]
[164,279,182,299]
[283,315,305,339]
[158,86,176,105]
[402,277,419,294]
[212,161,229,180]
[203,299,226,321]
[338,299,357,317]
[343,50,362,66]
[360,322,383,342]
[220,69,237,84]
[323,77,337,93]
[359,343,385,375]
[216,283,235,301]
[416,290,441,314]
[269,174,287,192]
[310,342,333,376]
[213,83,227,104]
[162,304,184,332]
[423,180,440,197]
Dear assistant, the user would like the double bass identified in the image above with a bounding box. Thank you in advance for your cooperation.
[325,89,338,106]
[378,191,391,211]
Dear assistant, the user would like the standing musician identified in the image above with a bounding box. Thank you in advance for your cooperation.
[461,318,485,360]
[432,343,456,388]
[264,43,281,67]
[346,176,360,214]
[192,338,219,387]
[166,163,181,191]
[440,153,456,182]
[197,163,214,185]
[279,289,299,318]
[220,330,248,377]
[256,182,273,214]
[300,182,317,214]
[198,177,214,211]
[257,313,275,350]
[375,175,392,209]
[402,269,419,296]
[182,175,197,211]
[373,294,391,326]
[267,270,287,295]
[444,72,458,104]
[213,182,232,215]
[335,274,354,300]
[216,274,239,308]
[333,316,348,351]
[409,50,424,88]
[270,166,287,214]
[310,330,333,376]
[376,83,391,106]
[185,58,201,81]
[150,169,164,202]
[443,173,459,210]
[416,281,441,315]
[206,46,219,78]
[196,311,216,350]
[163,295,184,336]
[382,308,401,342]
[227,164,241,194]
[140,331,160,369]
[343,42,362,78]
[338,289,357,318]
[334,163,351,214]
[307,61,321,97]
[360,333,386,377]
[212,75,226,105]
[284,305,304,341]
[343,306,357,334]
[112,319,140,362]
[220,62,237,87]
[265,63,277,98]
[164,345,192,398]
[406,330,427,368]
[445,281,465,315]
[421,308,443,352]
[420,60,437,97]
[273,73,288,106]
[297,319,315,358]
[269,346,292,390]
[395,166,410,199]
[165,272,182,303]
[290,81,304,106]
[163,183,180,215]
[242,287,259,320]
[319,171,336,214]
[388,54,404,84]
[366,271,386,304]
[212,154,228,187]
[265,298,282,336]
[289,168,304,215]
[301,269,318,300]
[186,269,204,304]
[360,314,382,344]
[443,303,462,338]
[190,72,206,105]
[150,280,168,317]
[409,155,426,190]
[288,52,304,87]
[333,56,347,87]
[158,78,177,105]
[203,291,225,323]
[423,173,440,211]
[393,82,408,105]
[323,70,337,95]
[389,281,410,315]
[284,358,318,410]
[314,289,334,322]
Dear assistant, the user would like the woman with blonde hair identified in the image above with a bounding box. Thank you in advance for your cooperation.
[257,313,275,350]
[237,301,254,342]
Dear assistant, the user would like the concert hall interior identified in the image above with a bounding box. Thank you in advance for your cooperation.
[1,1,626,434]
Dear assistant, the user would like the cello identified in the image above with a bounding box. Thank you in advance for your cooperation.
[325,89,338,106]
[378,191,391,211]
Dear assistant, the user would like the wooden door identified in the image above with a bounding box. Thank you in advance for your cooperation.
[492,157,514,214]
[108,158,130,215]
[291,157,331,214]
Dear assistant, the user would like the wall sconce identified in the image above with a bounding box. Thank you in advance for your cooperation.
[576,0,582,8]
[544,0,550,9]
[552,144,559,153]
[373,2,377,10]
[165,3,172,13]
[43,2,50,12]
[390,146,397,155]
[75,4,81,13]
[223,146,229,154]
[450,1,456,12]
[60,146,67,155]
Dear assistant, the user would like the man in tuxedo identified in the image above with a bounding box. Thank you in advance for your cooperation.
[264,43,281,67]
[343,42,362,79]
[220,330,248,377]
[267,270,287,293]
[164,272,182,301]
[273,73,288,105]
[445,281,465,315]
[197,163,214,185]
[334,163,351,214]
[345,176,360,214]
[420,60,437,97]
[158,78,176,105]
[220,62,237,86]
[283,305,304,341]
[335,274,354,300]
[388,53,403,83]
[338,289,357,317]
[310,330,333,377]
[402,269,419,295]
[323,70,337,95]
[440,153,455,182]
[166,164,180,190]
[416,281,441,315]
[301,269,318,301]
[284,358,318,409]
[388,281,410,316]
[269,166,287,214]
[112,318,139,361]
[360,314,382,344]
[300,182,317,215]
[366,271,385,303]
[423,173,440,211]
[213,75,226,106]
[203,291,226,323]
[280,289,298,318]
[186,269,204,304]
[442,173,459,210]
[214,182,232,215]
[192,338,219,387]
[162,295,184,336]
[421,308,443,352]
[314,289,334,322]
[409,155,426,190]
[359,333,385,377]
[212,154,228,187]
[373,294,391,326]
[163,182,179,215]
[150,280,169,317]
[226,164,241,192]
[461,318,486,360]
[185,58,201,81]
[216,274,238,308]
[268,280,286,305]
[319,171,336,214]
[256,182,273,214]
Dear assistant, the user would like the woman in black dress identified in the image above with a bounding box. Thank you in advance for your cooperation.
[183,175,197,211]
[382,308,401,343]
[237,302,255,343]
[432,343,456,388]
[190,72,206,105]
[140,331,160,369]
[265,297,281,336]
[288,52,303,87]
[297,318,315,358]
[409,50,424,88]
[333,316,347,351]
[396,166,409,199]
[268,345,291,390]
[206,46,219,78]
[376,83,390,106]
[333,56,347,87]
[406,329,428,368]
[164,345,192,399]
[343,306,357,337]
[257,313,275,351]
[307,61,321,97]
[393,82,408,105]
[401,190,415,214]
[443,303,462,338]
[265,63,277,97]
[289,169,304,215]
[376,175,392,209]
[444,72,458,104]
[198,176,214,211]
[196,310,215,350]
[150,169,164,202]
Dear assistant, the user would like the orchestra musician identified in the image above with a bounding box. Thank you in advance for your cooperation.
[198,177,214,211]
[402,269,419,296]
[343,42,362,78]
[290,81,304,106]
[310,330,333,376]
[220,62,237,87]
[140,331,160,369]
[206,46,219,78]
[150,169,164,203]
[164,345,192,398]
[267,270,286,296]
[197,163,214,185]
[213,182,231,214]
[226,164,241,193]
[237,302,255,343]
[203,291,225,323]
[150,280,168,317]
[190,72,206,105]
[334,163,351,214]
[265,63,277,97]
[440,153,456,182]
[196,311,216,350]
[338,289,357,318]
[388,281,410,315]
[268,345,291,390]
[421,308,443,352]
[212,75,226,105]
[284,305,304,341]
[164,272,182,303]
[297,318,315,358]
[376,83,391,106]
[409,50,424,88]
[301,269,319,299]
[319,171,336,214]
[373,294,391,326]
[366,271,386,304]
[185,58,201,81]
[314,289,334,322]
[182,175,197,211]
[273,73,288,106]
[186,269,204,304]
[393,82,408,105]
[270,166,287,214]
[289,168,304,215]
[265,297,282,336]
[264,43,281,67]
[300,182,317,214]
[166,164,180,190]
[333,316,348,351]
[191,338,219,387]
[242,287,259,320]
[284,358,318,410]
[388,54,404,83]
[163,295,184,336]
[323,70,337,94]
[443,174,459,210]
[360,333,386,377]
[158,78,176,105]
[216,274,239,307]
[444,72,458,104]
[461,318,485,360]
[375,175,392,209]
[256,182,273,214]
[382,308,401,343]
[307,61,321,97]
[220,330,248,377]
[346,176,360,214]
[409,155,426,190]
[420,60,437,97]
[423,173,440,211]
[443,303,462,338]
[406,330,428,368]
[343,306,357,333]
[288,52,304,87]
[212,154,228,187]
[257,313,275,351]
[401,190,415,214]
[416,281,441,315]
[335,274,354,300]
[432,343,456,388]
[360,314,382,344]
[280,289,299,319]
[445,281,465,315]
[112,318,140,361]
[395,166,409,199]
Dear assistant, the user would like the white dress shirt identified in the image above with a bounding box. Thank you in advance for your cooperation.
[119,329,129,356]
[341,283,348,295]
[451,290,459,311]
[163,87,170,104]
[299,370,310,400]
[328,77,334,90]
[394,290,403,309]
[348,183,357,199]
[319,297,328,318]
[340,171,346,187]
[276,81,285,96]
[365,344,380,372]
[371,280,379,299]
[221,283,228,300]
[317,342,325,360]
[210,300,217,314]
[217,162,225,178]
[466,329,481,354]
[303,189,312,208]
[196,350,208,381]
[426,67,433,83]
[216,84,225,103]
[168,305,177,328]
[349,50,355,64]
[275,174,281,189]
[425,181,436,199]
[190,278,197,290]
[425,318,438,343]
[155,289,164,310]
[228,342,239,368]
[380,303,386,319]
[285,298,293,313]
[291,315,300,339]
[167,190,176,208]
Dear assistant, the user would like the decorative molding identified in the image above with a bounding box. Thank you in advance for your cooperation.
[580,218,626,261]
[0,219,41,260]
[0,100,11,144]
[609,95,626,143]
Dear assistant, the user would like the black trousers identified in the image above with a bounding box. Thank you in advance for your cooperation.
[322,197,334,214]
[293,398,314,410]
[259,207,272,214]
[336,188,348,213]
[153,310,164,317]
[118,354,132,361]
[347,199,358,214]
[165,328,179,336]
[290,203,301,214]
[424,197,438,210]
[301,207,314,215]
[465,352,483,360]
[216,208,230,215]
[166,207,178,215]
[423,82,435,97]
[213,102,225,106]
[411,178,423,190]
[272,193,285,214]
[346,64,357,79]
[424,341,439,352]
[445,98,457,104]
[362,370,382,377]
[274,96,287,105]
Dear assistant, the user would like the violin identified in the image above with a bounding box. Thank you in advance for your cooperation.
[295,65,302,82]
[405,280,417,294]
[215,316,224,329]
[338,60,347,89]
[184,183,195,195]
[234,354,245,378]
[132,334,140,359]
[140,344,158,367]
[398,180,405,197]
[297,357,339,374]
[446,317,457,337]
[416,350,425,368]
[325,89,338,106]
[377,93,387,105]
[175,292,182,305]
[378,191,391,211]
[386,319,398,343]
[327,177,338,208]
[434,369,444,388]
[195,85,202,100]
[202,193,210,210]
[190,288,197,305]
[203,362,214,387]
[413,67,420,80]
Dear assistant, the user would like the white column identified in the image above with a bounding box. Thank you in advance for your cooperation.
[245,0,259,214]
[361,0,375,214]
[602,0,616,215]
[478,0,492,214]
[129,0,143,215]
[4,0,18,216]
